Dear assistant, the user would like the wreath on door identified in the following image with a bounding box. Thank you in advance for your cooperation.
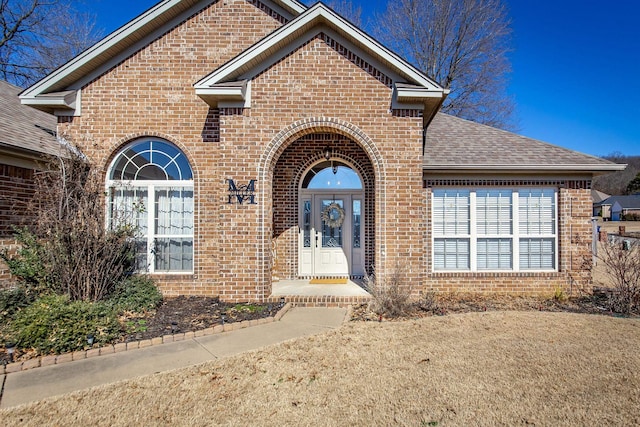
[321,202,345,228]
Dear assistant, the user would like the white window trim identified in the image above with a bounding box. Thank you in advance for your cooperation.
[107,180,195,275]
[432,188,558,273]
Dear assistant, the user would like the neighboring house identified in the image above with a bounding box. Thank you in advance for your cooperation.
[595,195,640,221]
[591,189,610,217]
[0,80,61,287]
[18,1,624,301]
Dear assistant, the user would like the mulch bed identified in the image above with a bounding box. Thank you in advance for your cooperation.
[350,292,636,322]
[2,293,636,365]
[0,296,283,365]
[130,296,283,341]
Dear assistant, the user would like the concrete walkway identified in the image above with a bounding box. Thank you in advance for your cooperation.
[0,306,347,409]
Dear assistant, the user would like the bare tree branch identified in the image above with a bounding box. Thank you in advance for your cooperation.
[326,0,362,27]
[374,0,516,130]
[0,0,101,87]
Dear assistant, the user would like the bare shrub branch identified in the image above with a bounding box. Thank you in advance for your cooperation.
[364,263,412,317]
[1,146,138,301]
[596,239,640,314]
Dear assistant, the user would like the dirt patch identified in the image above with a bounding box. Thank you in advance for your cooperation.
[2,311,639,425]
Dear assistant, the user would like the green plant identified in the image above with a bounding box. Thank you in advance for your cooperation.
[9,294,121,355]
[124,318,148,335]
[553,286,567,302]
[0,227,52,295]
[0,286,35,323]
[107,275,162,313]
[232,303,266,314]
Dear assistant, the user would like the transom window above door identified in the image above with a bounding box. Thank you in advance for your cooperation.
[107,138,194,274]
[302,161,362,190]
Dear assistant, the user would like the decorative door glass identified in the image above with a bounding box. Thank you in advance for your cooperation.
[353,199,361,248]
[303,200,311,248]
[321,199,344,248]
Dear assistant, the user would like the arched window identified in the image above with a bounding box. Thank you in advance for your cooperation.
[301,161,362,190]
[107,138,194,273]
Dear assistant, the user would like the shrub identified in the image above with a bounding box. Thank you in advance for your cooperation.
[107,275,162,313]
[0,286,35,324]
[1,148,138,302]
[10,295,121,355]
[364,264,412,317]
[597,240,640,314]
[0,228,52,295]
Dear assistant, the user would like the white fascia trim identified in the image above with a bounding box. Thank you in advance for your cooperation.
[21,0,306,110]
[270,0,307,15]
[395,83,447,100]
[195,3,443,92]
[21,89,79,113]
[21,0,189,99]
[424,164,628,172]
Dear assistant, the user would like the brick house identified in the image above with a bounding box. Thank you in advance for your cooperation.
[0,80,62,287]
[18,1,623,302]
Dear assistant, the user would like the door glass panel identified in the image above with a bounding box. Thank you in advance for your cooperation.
[321,199,344,248]
[303,200,311,248]
[353,199,361,248]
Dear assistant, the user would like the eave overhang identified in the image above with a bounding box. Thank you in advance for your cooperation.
[424,163,628,176]
[20,90,79,115]
[19,0,306,115]
[195,3,447,114]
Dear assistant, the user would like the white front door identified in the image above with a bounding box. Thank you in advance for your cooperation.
[315,197,349,275]
[299,193,364,277]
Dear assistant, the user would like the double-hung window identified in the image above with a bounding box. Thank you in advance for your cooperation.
[432,188,557,272]
[107,139,194,273]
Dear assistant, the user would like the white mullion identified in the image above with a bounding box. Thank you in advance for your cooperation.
[513,191,520,272]
[148,184,156,273]
[554,189,559,271]
[470,191,477,271]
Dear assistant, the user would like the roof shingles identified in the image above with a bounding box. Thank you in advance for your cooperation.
[424,113,619,170]
[0,80,60,157]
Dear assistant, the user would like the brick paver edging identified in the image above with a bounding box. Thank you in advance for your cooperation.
[2,302,293,375]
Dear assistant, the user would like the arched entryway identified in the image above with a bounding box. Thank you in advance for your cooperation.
[271,133,375,281]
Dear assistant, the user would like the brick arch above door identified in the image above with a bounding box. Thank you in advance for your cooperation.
[271,133,376,280]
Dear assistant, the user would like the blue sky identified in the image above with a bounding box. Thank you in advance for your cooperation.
[80,0,639,157]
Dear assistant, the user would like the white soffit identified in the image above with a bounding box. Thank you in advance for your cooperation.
[195,3,444,101]
[20,0,306,113]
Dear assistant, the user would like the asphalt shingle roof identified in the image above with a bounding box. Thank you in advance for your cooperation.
[0,80,60,157]
[595,195,640,209]
[424,113,618,169]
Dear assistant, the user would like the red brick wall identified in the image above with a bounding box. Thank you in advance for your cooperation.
[56,0,595,301]
[272,133,376,279]
[0,164,35,288]
[58,0,286,299]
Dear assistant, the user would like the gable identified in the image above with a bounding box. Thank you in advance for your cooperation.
[194,3,447,122]
[19,0,306,116]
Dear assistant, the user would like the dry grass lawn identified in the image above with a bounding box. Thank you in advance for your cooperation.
[597,219,640,234]
[2,311,639,426]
